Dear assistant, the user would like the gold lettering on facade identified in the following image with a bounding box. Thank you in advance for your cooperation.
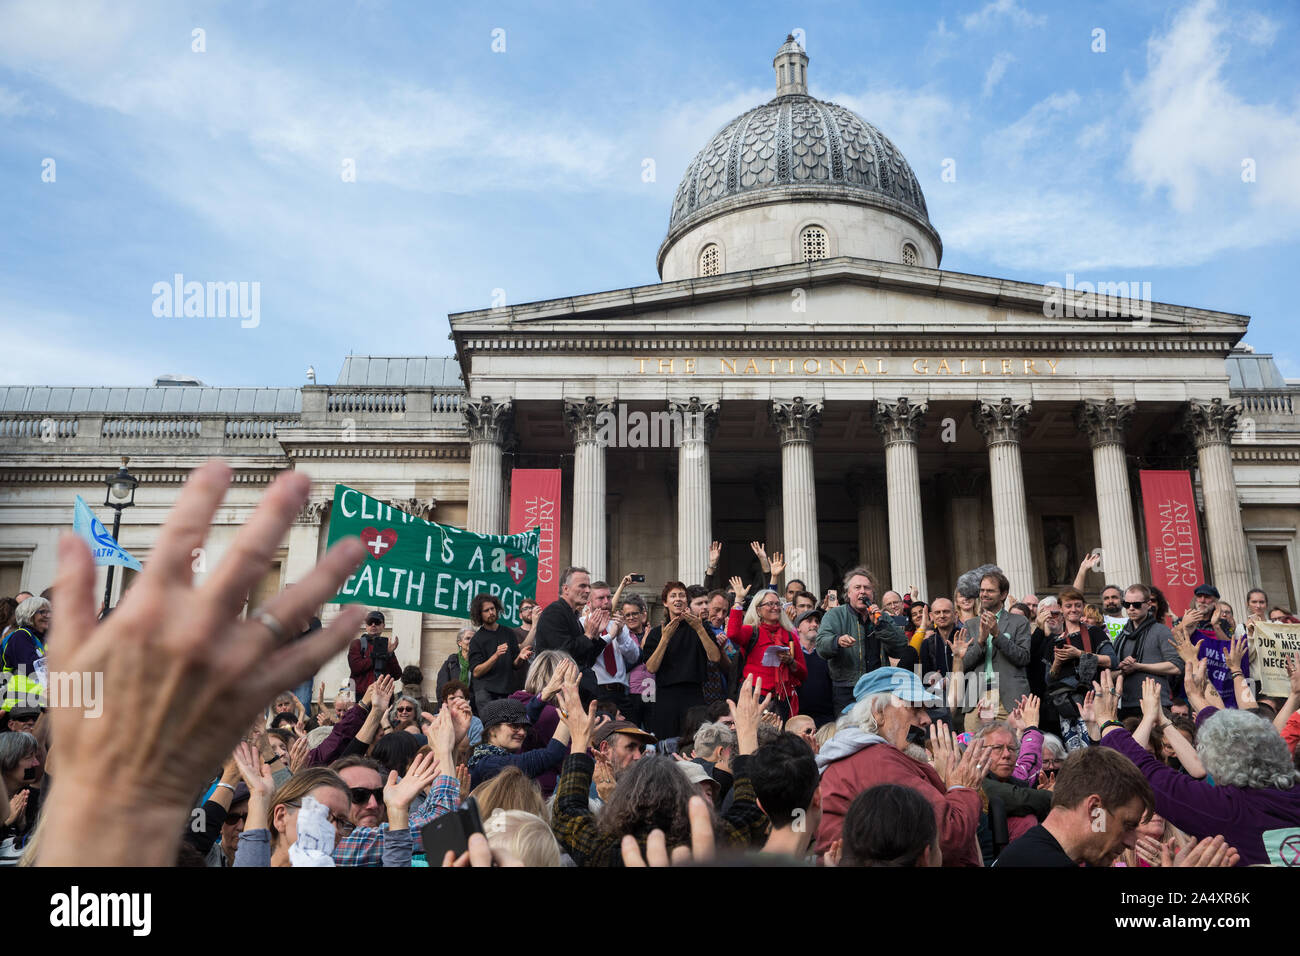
[936,359,951,375]
[720,358,736,374]
[877,358,886,374]
[642,356,1063,376]
[635,358,648,373]
[684,357,696,374]
[854,359,870,374]
[1047,358,1059,374]
[1001,358,1013,375]
[829,359,847,374]
[1024,359,1038,375]
[980,359,990,374]
[803,358,821,374]
[659,358,674,374]
[913,358,928,374]
[743,359,758,374]
[960,358,971,375]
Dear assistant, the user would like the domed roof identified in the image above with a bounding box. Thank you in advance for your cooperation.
[666,37,935,246]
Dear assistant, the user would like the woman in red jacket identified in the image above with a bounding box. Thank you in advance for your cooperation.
[726,579,806,719]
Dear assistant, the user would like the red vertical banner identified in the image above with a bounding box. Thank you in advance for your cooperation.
[509,469,562,606]
[1138,470,1206,621]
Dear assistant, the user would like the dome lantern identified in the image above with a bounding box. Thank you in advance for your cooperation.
[773,34,808,97]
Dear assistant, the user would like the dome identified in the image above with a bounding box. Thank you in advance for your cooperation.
[659,37,941,278]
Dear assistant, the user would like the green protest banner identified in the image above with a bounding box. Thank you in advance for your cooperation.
[326,484,539,628]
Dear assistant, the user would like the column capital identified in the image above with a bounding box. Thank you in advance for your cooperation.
[1075,398,1135,447]
[1182,398,1241,449]
[769,397,822,443]
[845,467,886,507]
[386,497,437,521]
[563,396,615,444]
[873,397,928,445]
[973,397,1032,446]
[668,396,720,443]
[295,499,332,525]
[463,395,514,445]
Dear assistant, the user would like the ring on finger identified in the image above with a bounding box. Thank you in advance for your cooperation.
[251,608,289,644]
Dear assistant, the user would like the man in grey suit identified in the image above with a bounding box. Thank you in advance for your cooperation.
[960,568,1031,732]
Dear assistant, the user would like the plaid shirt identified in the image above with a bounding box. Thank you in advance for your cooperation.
[332,774,460,867]
[552,753,768,866]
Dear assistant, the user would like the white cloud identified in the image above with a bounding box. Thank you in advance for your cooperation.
[962,0,1047,31]
[1125,0,1300,216]
[982,52,1015,98]
[0,85,29,116]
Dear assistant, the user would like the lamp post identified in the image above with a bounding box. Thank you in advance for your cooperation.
[102,456,139,614]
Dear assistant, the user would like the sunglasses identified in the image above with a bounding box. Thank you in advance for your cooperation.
[394,707,415,714]
[348,786,384,805]
[286,801,354,833]
[225,812,248,824]
[1122,601,1147,609]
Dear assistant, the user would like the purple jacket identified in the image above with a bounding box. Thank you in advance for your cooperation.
[306,699,369,768]
[1100,710,1300,866]
[1013,728,1043,784]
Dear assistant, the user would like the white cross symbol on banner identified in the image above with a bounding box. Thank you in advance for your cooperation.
[369,538,390,556]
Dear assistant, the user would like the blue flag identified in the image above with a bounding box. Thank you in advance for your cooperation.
[73,495,143,571]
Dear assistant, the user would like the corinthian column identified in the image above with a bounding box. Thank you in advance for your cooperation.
[1183,399,1250,621]
[974,398,1035,599]
[873,398,928,597]
[847,468,890,589]
[564,397,614,581]
[463,396,513,534]
[769,397,822,596]
[1075,399,1142,590]
[670,397,719,585]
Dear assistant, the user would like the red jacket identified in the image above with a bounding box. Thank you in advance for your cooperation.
[815,734,982,866]
[348,635,403,696]
[726,608,806,709]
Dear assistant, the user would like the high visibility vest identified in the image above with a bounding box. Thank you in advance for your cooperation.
[0,628,46,711]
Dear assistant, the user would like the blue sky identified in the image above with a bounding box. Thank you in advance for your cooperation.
[1,0,1298,386]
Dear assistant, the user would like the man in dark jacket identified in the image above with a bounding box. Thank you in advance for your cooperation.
[533,566,610,702]
[815,566,908,714]
[1113,583,1181,718]
[347,610,403,697]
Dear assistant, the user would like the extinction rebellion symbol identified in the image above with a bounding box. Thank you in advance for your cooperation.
[360,527,398,559]
[505,555,528,583]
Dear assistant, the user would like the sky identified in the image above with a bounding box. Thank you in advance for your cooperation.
[1,0,1298,387]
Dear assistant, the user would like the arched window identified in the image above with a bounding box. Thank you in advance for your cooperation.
[901,242,919,266]
[800,225,828,262]
[698,243,720,277]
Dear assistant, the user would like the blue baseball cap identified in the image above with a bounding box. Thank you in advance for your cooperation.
[843,666,941,713]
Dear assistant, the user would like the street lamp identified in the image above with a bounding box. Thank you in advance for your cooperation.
[102,456,139,614]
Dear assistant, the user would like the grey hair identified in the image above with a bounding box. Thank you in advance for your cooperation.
[975,719,1018,744]
[1041,733,1067,760]
[524,649,575,696]
[956,564,1002,600]
[14,597,50,629]
[693,721,736,759]
[1039,596,1059,609]
[1197,709,1298,791]
[0,731,38,775]
[743,589,796,633]
[848,692,898,737]
[456,626,475,642]
[388,695,422,726]
[842,565,876,592]
[559,566,589,591]
[618,592,647,615]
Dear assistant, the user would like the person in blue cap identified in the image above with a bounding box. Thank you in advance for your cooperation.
[813,666,990,866]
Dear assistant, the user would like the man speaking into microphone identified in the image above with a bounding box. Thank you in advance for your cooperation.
[815,565,909,714]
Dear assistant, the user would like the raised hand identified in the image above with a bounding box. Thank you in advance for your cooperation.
[708,541,722,567]
[1135,835,1164,867]
[768,552,786,577]
[979,610,997,639]
[5,788,29,827]
[927,723,960,783]
[727,674,772,755]
[287,735,310,774]
[1288,652,1300,696]
[947,629,973,661]
[1091,669,1122,724]
[1079,688,1097,726]
[1079,551,1101,573]
[384,749,440,813]
[372,674,395,713]
[1036,769,1056,792]
[1226,635,1248,674]
[446,696,473,743]
[947,737,990,790]
[232,740,276,799]
[728,576,750,600]
[1139,677,1163,721]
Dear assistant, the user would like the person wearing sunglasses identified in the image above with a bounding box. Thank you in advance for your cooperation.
[1042,589,1115,735]
[332,756,389,829]
[726,581,806,721]
[212,785,250,868]
[1112,584,1181,718]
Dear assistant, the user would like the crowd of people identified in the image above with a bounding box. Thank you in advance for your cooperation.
[2,459,1299,868]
